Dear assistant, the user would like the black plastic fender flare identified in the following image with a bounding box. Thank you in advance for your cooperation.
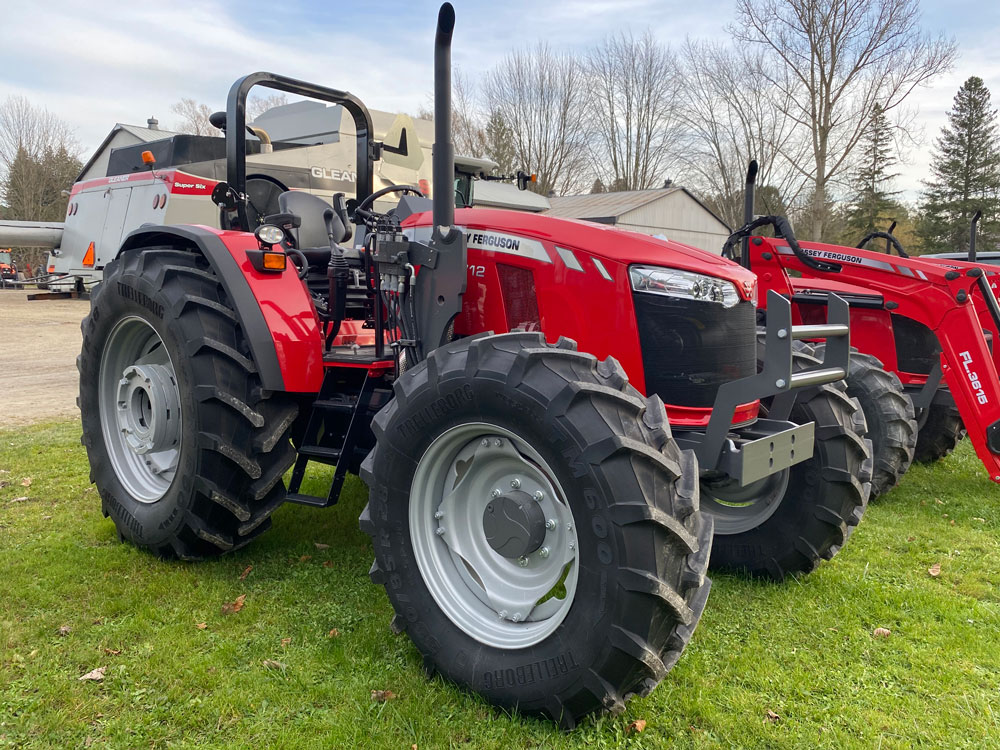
[117,224,286,391]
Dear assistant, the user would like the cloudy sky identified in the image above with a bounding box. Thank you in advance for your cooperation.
[1,0,997,199]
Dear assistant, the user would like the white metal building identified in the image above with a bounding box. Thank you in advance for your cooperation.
[545,187,731,254]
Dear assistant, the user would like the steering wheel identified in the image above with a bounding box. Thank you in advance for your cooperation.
[355,184,426,215]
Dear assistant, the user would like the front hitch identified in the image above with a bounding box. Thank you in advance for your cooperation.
[675,290,851,484]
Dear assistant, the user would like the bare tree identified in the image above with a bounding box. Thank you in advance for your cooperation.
[171,97,215,135]
[482,44,588,195]
[0,96,79,174]
[248,93,289,122]
[678,40,812,228]
[733,0,956,240]
[586,31,683,192]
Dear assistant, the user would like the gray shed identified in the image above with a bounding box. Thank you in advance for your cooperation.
[545,187,731,254]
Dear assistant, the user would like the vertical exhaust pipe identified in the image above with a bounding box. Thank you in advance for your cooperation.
[742,160,758,269]
[969,210,982,262]
[433,3,456,240]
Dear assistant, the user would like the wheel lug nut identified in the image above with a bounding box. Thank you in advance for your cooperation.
[533,490,544,501]
[518,556,528,567]
[568,541,575,550]
[545,518,556,530]
[481,438,490,446]
[511,613,522,622]
[538,547,550,558]
[433,510,444,519]
[490,488,501,499]
[435,527,446,536]
[494,439,502,447]
[510,478,520,489]
[498,610,507,620]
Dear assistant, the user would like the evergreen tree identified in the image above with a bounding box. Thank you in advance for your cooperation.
[480,109,517,176]
[845,104,902,240]
[918,76,1000,253]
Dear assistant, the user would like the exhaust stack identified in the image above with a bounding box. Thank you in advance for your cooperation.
[969,210,982,262]
[742,160,759,269]
[432,3,456,239]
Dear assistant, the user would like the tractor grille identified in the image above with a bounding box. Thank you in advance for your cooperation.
[633,294,756,407]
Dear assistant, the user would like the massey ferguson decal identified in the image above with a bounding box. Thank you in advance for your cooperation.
[465,230,551,263]
[959,351,989,405]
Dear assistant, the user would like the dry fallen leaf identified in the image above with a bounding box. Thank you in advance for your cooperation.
[322,561,335,569]
[79,666,106,682]
[299,555,312,563]
[221,594,246,615]
[371,689,396,702]
[103,648,121,656]
[281,637,291,648]
[973,517,986,523]
[92,618,104,626]
[262,659,286,670]
[57,624,71,637]
[928,563,942,578]
[314,542,330,550]
[328,628,340,638]
[195,622,208,630]
[627,719,647,734]
[9,496,28,504]
[238,565,253,581]
[765,710,780,723]
[873,627,891,638]
[20,477,32,487]
[907,536,916,542]
[950,520,956,526]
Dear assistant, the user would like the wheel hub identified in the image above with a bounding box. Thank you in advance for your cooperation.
[116,364,181,456]
[483,490,546,558]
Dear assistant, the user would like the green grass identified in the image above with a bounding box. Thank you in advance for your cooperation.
[1,422,998,749]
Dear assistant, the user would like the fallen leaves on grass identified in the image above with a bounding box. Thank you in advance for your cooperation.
[280,637,291,648]
[221,594,246,615]
[928,563,942,578]
[20,477,31,487]
[873,627,891,638]
[627,719,647,733]
[298,555,312,563]
[195,622,208,630]
[238,565,252,580]
[314,542,330,550]
[78,666,106,682]
[262,659,286,670]
[9,496,29,504]
[371,689,396,702]
[973,517,986,523]
[103,648,121,656]
[764,710,780,723]
[322,561,334,569]
[328,628,340,638]
[57,624,71,637]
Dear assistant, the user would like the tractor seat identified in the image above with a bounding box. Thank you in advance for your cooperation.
[275,191,353,266]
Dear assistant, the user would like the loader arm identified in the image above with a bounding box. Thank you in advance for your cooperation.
[751,238,1000,484]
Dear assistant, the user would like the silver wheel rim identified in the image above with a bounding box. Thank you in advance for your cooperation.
[98,316,181,503]
[701,468,790,535]
[409,423,579,649]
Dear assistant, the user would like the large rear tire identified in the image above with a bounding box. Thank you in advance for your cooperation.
[704,340,872,581]
[813,345,916,500]
[79,246,298,558]
[360,332,713,728]
[913,392,966,463]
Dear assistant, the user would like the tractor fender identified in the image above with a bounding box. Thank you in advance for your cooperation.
[117,224,324,393]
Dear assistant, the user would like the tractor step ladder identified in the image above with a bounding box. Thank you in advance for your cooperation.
[284,370,383,508]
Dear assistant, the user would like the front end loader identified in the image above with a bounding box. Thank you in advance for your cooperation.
[77,6,870,727]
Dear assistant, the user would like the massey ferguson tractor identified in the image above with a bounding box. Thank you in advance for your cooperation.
[78,6,871,727]
[727,162,1000,499]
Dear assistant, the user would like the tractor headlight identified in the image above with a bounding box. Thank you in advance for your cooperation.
[254,224,285,246]
[629,265,741,307]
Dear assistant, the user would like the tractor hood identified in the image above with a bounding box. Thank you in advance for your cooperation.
[404,207,755,286]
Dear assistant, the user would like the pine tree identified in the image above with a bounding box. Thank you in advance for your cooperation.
[918,76,1000,253]
[845,104,902,240]
[480,110,517,177]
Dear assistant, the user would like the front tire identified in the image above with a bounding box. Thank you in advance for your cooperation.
[360,332,712,728]
[79,246,298,558]
[704,341,873,580]
[913,391,966,463]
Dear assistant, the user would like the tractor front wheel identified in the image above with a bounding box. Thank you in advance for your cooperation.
[360,332,712,728]
[703,340,873,581]
[79,246,298,558]
[913,392,966,463]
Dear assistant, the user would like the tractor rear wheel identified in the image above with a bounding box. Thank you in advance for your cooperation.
[813,345,917,500]
[913,392,966,463]
[703,340,872,581]
[360,332,712,728]
[78,246,298,558]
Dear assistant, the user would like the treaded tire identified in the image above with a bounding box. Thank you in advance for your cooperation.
[359,332,713,728]
[913,392,966,463]
[79,246,297,559]
[813,345,916,500]
[707,340,872,581]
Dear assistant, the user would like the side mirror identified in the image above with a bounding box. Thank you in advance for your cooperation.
[211,182,238,211]
[516,170,537,191]
[381,114,424,170]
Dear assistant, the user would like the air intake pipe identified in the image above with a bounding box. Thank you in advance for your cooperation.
[432,3,456,241]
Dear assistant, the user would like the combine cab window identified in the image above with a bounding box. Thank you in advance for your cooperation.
[455,172,473,208]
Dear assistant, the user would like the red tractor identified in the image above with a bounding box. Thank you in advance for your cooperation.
[729,162,1000,497]
[78,6,870,727]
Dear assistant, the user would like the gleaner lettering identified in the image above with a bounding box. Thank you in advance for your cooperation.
[960,351,989,405]
[469,232,520,251]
